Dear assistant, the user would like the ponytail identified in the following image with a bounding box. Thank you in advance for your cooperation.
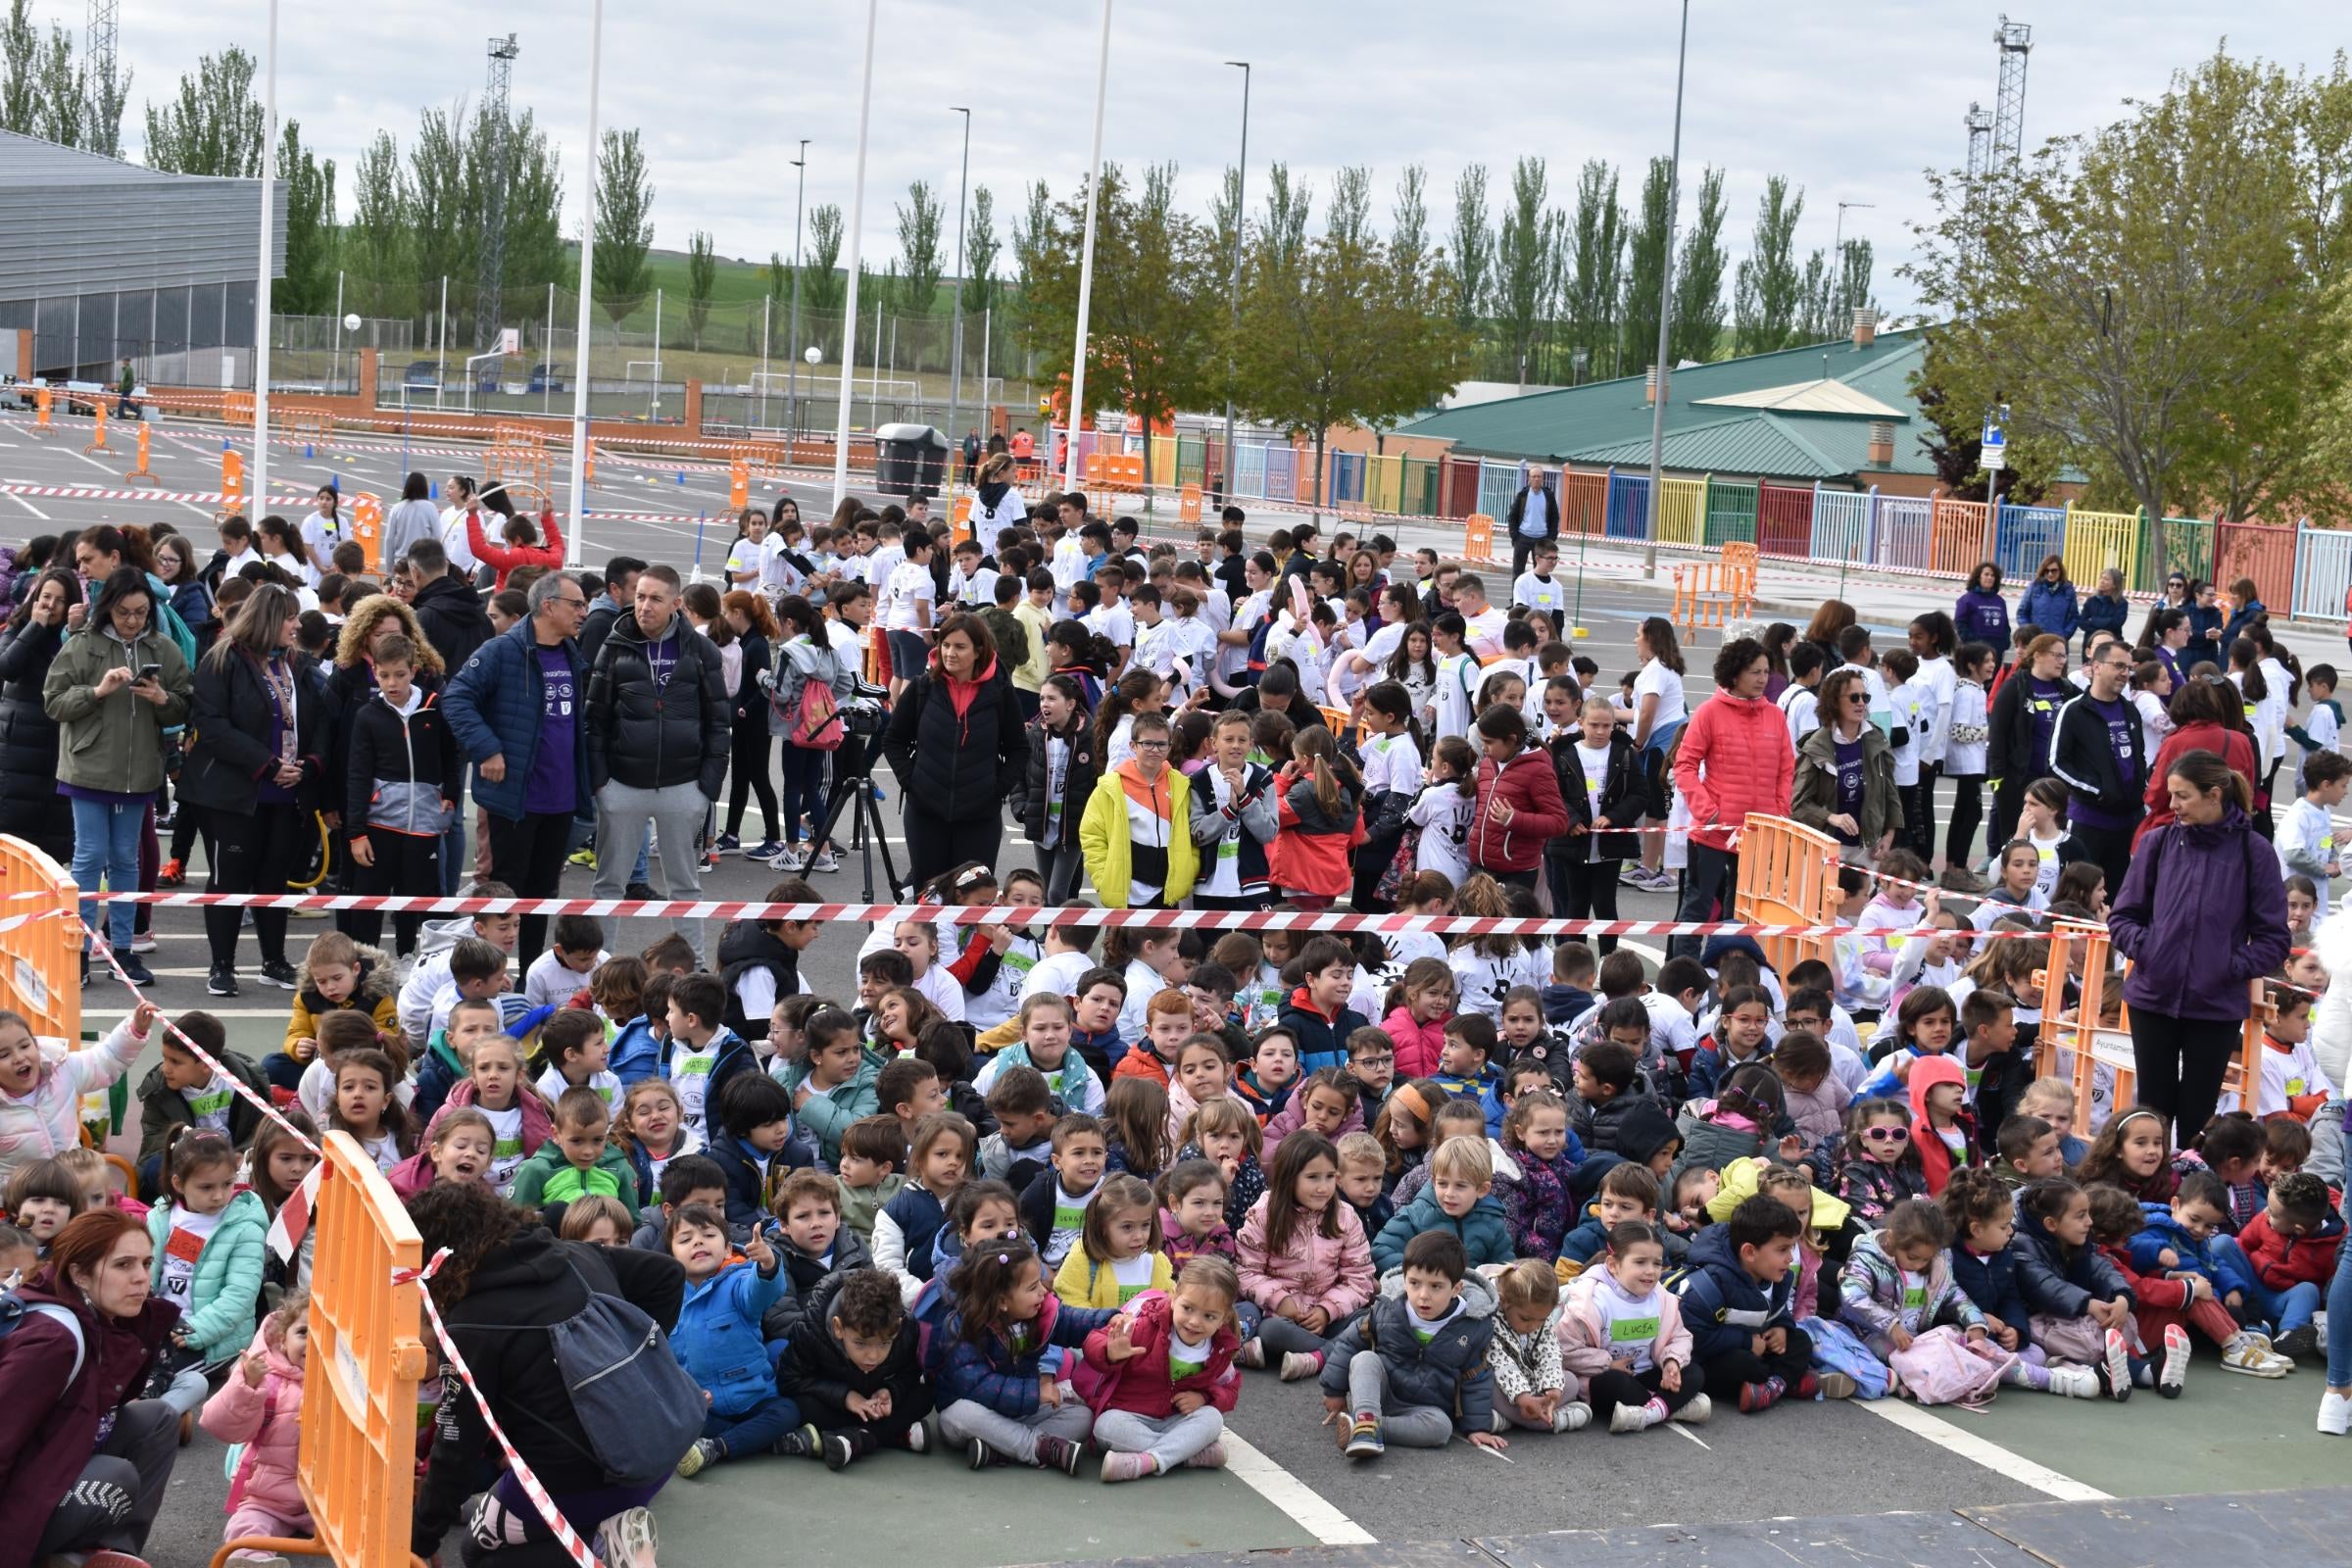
[2166,748,2251,813]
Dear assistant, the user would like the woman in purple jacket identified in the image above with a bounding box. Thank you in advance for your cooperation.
[1953,563,2012,669]
[2106,748,2290,1144]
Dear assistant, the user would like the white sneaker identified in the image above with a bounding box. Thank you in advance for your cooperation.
[2047,1365,2101,1399]
[1608,1402,1654,1434]
[1671,1393,1711,1424]
[592,1504,659,1568]
[2223,1331,2290,1378]
[1552,1399,1592,1433]
[807,849,840,873]
[2319,1390,2352,1436]
[766,844,808,871]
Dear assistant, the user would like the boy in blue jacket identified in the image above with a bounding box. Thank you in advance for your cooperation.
[1670,1195,1832,1412]
[1320,1231,1506,1457]
[1373,1136,1514,1272]
[2122,1169,2290,1378]
[666,1204,809,1474]
[705,1070,815,1233]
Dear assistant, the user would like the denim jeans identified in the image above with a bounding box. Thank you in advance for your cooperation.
[2328,1231,2352,1387]
[700,1392,803,1459]
[2213,1237,2321,1336]
[71,794,147,951]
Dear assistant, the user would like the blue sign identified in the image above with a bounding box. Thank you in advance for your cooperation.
[1982,419,2006,452]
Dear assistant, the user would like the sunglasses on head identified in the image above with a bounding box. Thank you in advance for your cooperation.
[1863,1125,1912,1143]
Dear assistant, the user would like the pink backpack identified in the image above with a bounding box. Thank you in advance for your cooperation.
[1886,1325,2012,1407]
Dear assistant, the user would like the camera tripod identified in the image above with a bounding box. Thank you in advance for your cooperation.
[809,742,906,904]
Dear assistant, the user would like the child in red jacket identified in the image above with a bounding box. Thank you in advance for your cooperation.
[1084,1254,1245,1482]
[1272,728,1362,911]
[2221,1172,2337,1360]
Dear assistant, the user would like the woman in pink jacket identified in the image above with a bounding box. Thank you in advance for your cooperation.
[1669,636,1793,959]
[200,1292,310,1554]
[1235,1132,1377,1382]
[1556,1219,1703,1432]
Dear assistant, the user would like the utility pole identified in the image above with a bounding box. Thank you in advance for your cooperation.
[1061,0,1114,495]
[1641,0,1689,578]
[947,106,970,482]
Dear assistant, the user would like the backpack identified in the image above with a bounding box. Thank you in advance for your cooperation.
[1886,1323,2011,1407]
[514,1261,705,1486]
[0,1294,85,1385]
[1801,1317,1891,1398]
[786,676,845,752]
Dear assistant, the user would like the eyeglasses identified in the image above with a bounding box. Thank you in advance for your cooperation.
[1863,1125,1911,1143]
[1844,693,1870,706]
[1131,739,1169,752]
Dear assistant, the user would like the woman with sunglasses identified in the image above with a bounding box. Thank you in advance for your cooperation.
[1790,665,1895,862]
[2016,554,2079,647]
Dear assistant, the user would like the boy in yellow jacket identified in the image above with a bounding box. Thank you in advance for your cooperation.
[1078,713,1197,909]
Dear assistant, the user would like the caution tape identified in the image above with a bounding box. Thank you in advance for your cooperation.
[0,480,314,507]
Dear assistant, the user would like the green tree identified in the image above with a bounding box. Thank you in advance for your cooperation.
[1027,163,1220,494]
[894,180,944,326]
[1621,157,1672,378]
[0,1,36,137]
[1009,179,1053,375]
[1908,50,2337,577]
[961,185,999,318]
[1564,160,1624,382]
[592,127,655,326]
[343,130,410,317]
[490,112,565,295]
[144,45,264,174]
[1670,166,1727,364]
[274,120,336,316]
[803,204,845,359]
[33,26,77,148]
[1391,166,1429,283]
[409,104,470,337]
[685,230,715,349]
[1449,163,1494,328]
[1495,156,1559,379]
[1732,174,1806,354]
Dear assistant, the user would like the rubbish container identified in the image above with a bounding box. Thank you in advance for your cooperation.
[874,422,949,498]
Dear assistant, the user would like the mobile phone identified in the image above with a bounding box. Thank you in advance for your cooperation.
[134,663,161,683]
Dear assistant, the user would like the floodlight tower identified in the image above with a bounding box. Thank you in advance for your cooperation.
[85,0,121,156]
[1990,17,2032,173]
[1962,101,1993,272]
[475,34,519,347]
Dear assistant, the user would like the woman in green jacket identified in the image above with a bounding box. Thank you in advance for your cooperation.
[42,565,190,983]
[1789,664,1896,862]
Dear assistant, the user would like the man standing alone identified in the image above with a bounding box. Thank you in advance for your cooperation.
[1507,466,1559,578]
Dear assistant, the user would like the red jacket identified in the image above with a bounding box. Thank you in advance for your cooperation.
[1672,693,1793,853]
[1080,1287,1242,1420]
[0,1280,176,1563]
[1470,746,1570,873]
[2134,722,2258,846]
[466,510,567,592]
[2237,1204,2345,1292]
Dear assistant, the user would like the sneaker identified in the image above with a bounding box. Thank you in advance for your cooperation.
[905,1420,930,1453]
[1034,1434,1084,1476]
[745,840,784,861]
[1814,1371,1856,1400]
[966,1437,998,1470]
[79,950,89,988]
[591,1505,660,1568]
[714,831,741,852]
[2154,1323,2186,1397]
[822,1431,871,1470]
[2223,1330,2290,1377]
[566,846,598,868]
[1738,1379,1785,1414]
[1618,863,1651,886]
[2048,1366,2101,1399]
[1100,1450,1157,1484]
[807,849,840,873]
[1609,1402,1654,1433]
[1937,865,1987,893]
[1553,1399,1592,1433]
[2277,1324,2321,1361]
[129,931,157,954]
[676,1436,720,1477]
[2103,1327,2138,1399]
[1641,867,1678,892]
[113,949,154,987]
[258,957,299,990]
[208,962,239,997]
[772,1423,818,1458]
[1236,1339,1266,1370]
[1672,1394,1711,1425]
[1279,1349,1324,1382]
[1342,1415,1385,1458]
[1184,1441,1228,1468]
[624,881,661,902]
[2320,1390,2352,1436]
[157,857,185,888]
[765,843,808,871]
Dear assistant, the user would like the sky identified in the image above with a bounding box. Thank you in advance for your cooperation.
[93,1,2341,318]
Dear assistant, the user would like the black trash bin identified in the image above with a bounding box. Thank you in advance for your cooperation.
[874,422,949,499]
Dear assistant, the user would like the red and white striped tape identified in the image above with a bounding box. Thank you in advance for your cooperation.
[0,480,312,507]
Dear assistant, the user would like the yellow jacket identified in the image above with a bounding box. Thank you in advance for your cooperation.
[1054,1246,1177,1309]
[1077,762,1197,908]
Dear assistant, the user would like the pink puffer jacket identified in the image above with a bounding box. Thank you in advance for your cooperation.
[1381,1005,1447,1082]
[1236,1191,1377,1321]
[1555,1266,1693,1398]
[200,1327,309,1525]
[1672,693,1794,853]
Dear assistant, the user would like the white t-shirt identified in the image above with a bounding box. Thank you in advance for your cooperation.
[1631,659,1687,737]
[439,507,482,576]
[1513,572,1568,618]
[182,1073,237,1135]
[1571,741,1612,821]
[2259,1036,2333,1116]
[158,1206,223,1308]
[301,510,348,574]
[524,949,605,1009]
[536,1065,620,1110]
[1461,607,1509,659]
[1359,730,1423,800]
[725,534,770,587]
[1085,602,1136,651]
[1433,652,1479,740]
[1780,683,1820,749]
[1409,781,1473,884]
[884,561,937,632]
[1020,949,1099,1004]
[667,1034,723,1144]
[482,1102,529,1194]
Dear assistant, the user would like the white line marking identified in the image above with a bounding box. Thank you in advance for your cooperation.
[6,491,49,518]
[1856,1396,2109,1501]
[1218,1432,1376,1545]
[1667,1422,1711,1449]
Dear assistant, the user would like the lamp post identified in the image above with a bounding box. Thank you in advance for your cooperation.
[1061,0,1113,495]
[1641,0,1689,578]
[251,0,277,513]
[1220,60,1250,502]
[563,0,604,566]
[831,0,879,508]
[1834,200,1874,319]
[787,139,808,449]
[947,107,971,486]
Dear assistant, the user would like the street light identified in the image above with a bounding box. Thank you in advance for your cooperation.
[1834,200,1874,320]
[787,139,808,447]
[564,0,605,565]
[947,106,971,487]
[251,0,278,514]
[832,0,879,508]
[1062,0,1114,496]
[1641,0,1690,577]
[1221,60,1250,503]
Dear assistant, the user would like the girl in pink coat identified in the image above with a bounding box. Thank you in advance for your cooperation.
[1555,1220,1705,1433]
[201,1290,310,1555]
[1234,1132,1376,1382]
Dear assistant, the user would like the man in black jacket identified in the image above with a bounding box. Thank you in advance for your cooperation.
[2049,640,2144,899]
[587,563,729,961]
[406,538,494,672]
[577,554,645,668]
[1506,466,1559,578]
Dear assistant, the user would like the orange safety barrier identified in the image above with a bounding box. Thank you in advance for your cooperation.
[582,439,597,485]
[1731,814,1840,980]
[2034,922,2265,1134]
[351,493,384,574]
[1670,559,1754,633]
[2214,521,2297,618]
[81,401,107,454]
[952,492,974,545]
[32,385,50,428]
[1085,450,1146,491]
[729,458,750,511]
[221,448,246,518]
[1180,484,1202,523]
[214,1129,429,1568]
[0,834,79,1043]
[1929,496,1989,578]
[125,420,157,484]
[281,407,333,453]
[1463,513,1495,564]
[1315,705,1355,742]
[864,622,888,686]
[222,391,256,427]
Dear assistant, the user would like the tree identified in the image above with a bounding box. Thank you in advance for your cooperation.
[1732,174,1806,355]
[894,179,944,321]
[592,127,654,325]
[1670,167,1728,364]
[143,46,264,175]
[343,131,410,317]
[0,1,34,136]
[502,113,565,294]
[1564,160,1625,381]
[1449,164,1494,328]
[1391,166,1430,285]
[961,184,1000,318]
[1010,180,1053,375]
[409,104,471,335]
[274,121,336,316]
[33,25,77,149]
[1261,164,1311,270]
[1795,248,1835,344]
[1027,163,1220,494]
[1495,156,1559,379]
[803,204,845,359]
[686,230,716,349]
[1621,157,1672,378]
[1907,50,2337,579]
[1232,172,1466,515]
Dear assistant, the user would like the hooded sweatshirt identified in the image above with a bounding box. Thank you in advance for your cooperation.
[1906,1053,1976,1196]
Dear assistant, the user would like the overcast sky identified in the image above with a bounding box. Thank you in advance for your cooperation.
[101,1,2336,316]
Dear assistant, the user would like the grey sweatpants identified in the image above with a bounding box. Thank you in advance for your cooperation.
[33,1397,177,1559]
[1345,1350,1455,1447]
[938,1396,1093,1462]
[592,780,711,962]
[1093,1406,1225,1469]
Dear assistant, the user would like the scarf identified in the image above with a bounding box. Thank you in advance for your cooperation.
[256,651,298,771]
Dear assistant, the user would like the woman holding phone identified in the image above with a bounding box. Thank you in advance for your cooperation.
[41,565,190,986]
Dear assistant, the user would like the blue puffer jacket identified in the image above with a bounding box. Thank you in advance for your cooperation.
[2126,1203,2257,1298]
[441,619,592,821]
[1948,1240,2033,1347]
[1371,1186,1514,1273]
[934,1294,1116,1414]
[2107,804,2289,1023]
[2017,579,2079,640]
[2077,590,2130,642]
[1669,1218,1796,1362]
[671,1256,787,1416]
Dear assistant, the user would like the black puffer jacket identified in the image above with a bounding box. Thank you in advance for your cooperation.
[0,617,71,859]
[1020,710,1101,845]
[178,647,326,815]
[410,570,493,672]
[586,612,730,797]
[882,651,1026,823]
[410,1228,684,1555]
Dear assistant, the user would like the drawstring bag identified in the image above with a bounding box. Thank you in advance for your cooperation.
[1887,1324,2012,1407]
[1804,1317,1891,1398]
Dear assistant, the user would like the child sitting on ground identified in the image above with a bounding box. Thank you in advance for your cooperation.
[0,1000,151,1190]
[271,931,400,1094]
[1084,1254,1246,1482]
[1558,1219,1705,1432]
[1334,1130,1394,1240]
[760,1170,874,1345]
[670,1208,807,1474]
[772,1265,935,1468]
[1488,1257,1591,1435]
[200,1289,312,1552]
[2117,1170,2290,1376]
[511,1087,641,1221]
[1021,1113,1111,1271]
[934,1238,1120,1474]
[2013,1178,2158,1397]
[1670,1194,1831,1413]
[1322,1230,1505,1457]
[1837,1198,2015,1398]
[833,1114,908,1246]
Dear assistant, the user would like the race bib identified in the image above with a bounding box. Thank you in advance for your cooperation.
[1901,1284,1927,1311]
[166,1226,206,1266]
[1608,1314,1659,1346]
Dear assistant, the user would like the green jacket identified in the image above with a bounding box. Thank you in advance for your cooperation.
[508,1140,641,1219]
[135,1048,270,1164]
[42,624,192,794]
[776,1049,884,1167]
[147,1188,269,1361]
